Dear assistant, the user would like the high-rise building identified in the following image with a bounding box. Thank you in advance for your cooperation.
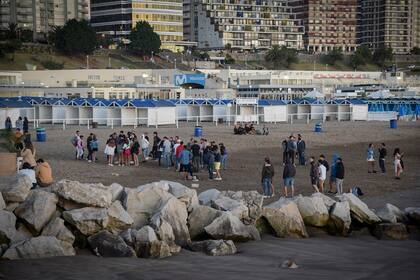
[91,0,187,51]
[183,0,304,50]
[358,0,413,54]
[412,0,420,50]
[0,0,89,36]
[290,0,358,53]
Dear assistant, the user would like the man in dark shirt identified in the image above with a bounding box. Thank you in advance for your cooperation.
[191,140,201,172]
[297,134,306,165]
[283,160,296,197]
[152,132,161,159]
[378,143,387,173]
[335,158,345,195]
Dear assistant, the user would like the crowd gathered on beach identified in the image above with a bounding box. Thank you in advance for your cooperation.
[4,116,406,199]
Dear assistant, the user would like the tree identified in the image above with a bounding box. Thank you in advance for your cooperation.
[53,19,97,55]
[265,45,298,69]
[320,48,343,65]
[373,46,393,69]
[128,21,161,56]
[349,45,372,69]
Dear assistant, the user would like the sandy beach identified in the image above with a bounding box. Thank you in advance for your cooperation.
[1,120,419,279]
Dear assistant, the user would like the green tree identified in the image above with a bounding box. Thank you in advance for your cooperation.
[265,45,298,69]
[349,45,372,69]
[53,19,97,55]
[224,53,235,64]
[128,21,161,56]
[320,48,343,66]
[373,46,393,69]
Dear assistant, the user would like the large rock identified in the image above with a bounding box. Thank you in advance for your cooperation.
[191,239,237,256]
[63,207,109,235]
[150,197,191,247]
[57,197,87,211]
[0,192,5,210]
[328,201,351,236]
[221,191,264,225]
[14,190,58,233]
[53,180,112,208]
[107,201,133,234]
[341,193,381,225]
[134,226,158,243]
[204,212,260,242]
[137,181,170,193]
[211,196,248,221]
[123,187,173,229]
[371,223,409,240]
[109,183,124,202]
[41,217,75,246]
[262,198,308,238]
[2,236,75,259]
[11,224,33,245]
[188,205,222,240]
[164,181,199,212]
[119,228,137,248]
[88,230,136,257]
[404,207,420,225]
[133,226,172,258]
[4,202,19,212]
[0,209,17,245]
[377,203,407,224]
[198,189,221,206]
[311,193,336,211]
[150,216,181,254]
[2,175,32,203]
[296,196,329,227]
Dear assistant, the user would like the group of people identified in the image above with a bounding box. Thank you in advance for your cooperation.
[261,133,346,198]
[4,116,30,133]
[234,123,269,136]
[366,143,404,179]
[71,130,229,182]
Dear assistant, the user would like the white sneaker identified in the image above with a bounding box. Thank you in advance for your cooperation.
[215,177,222,181]
[88,160,92,163]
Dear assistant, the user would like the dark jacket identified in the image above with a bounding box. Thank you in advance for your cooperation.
[207,150,215,165]
[335,162,345,179]
[310,162,319,179]
[321,159,329,172]
[261,164,275,182]
[378,147,387,159]
[297,140,306,153]
[283,163,296,179]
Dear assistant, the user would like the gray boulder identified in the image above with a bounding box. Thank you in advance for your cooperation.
[211,196,248,221]
[134,226,158,243]
[296,196,329,227]
[0,209,17,245]
[204,212,260,242]
[109,183,124,202]
[14,190,58,233]
[53,180,112,208]
[372,223,409,240]
[41,217,75,246]
[341,193,381,225]
[404,207,420,225]
[88,230,136,257]
[191,239,237,256]
[328,201,351,236]
[164,181,199,212]
[198,189,221,206]
[2,236,75,259]
[119,228,137,248]
[377,203,407,224]
[221,191,264,225]
[2,175,32,203]
[10,224,33,245]
[188,205,222,240]
[63,207,109,235]
[133,226,172,258]
[107,201,134,234]
[4,202,19,212]
[150,216,181,254]
[137,181,170,193]
[262,198,308,238]
[311,192,336,211]
[0,192,5,210]
[57,197,87,211]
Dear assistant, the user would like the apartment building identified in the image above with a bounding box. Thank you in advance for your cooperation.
[412,0,420,49]
[183,0,304,50]
[91,0,188,51]
[358,0,413,54]
[290,0,358,53]
[0,0,89,36]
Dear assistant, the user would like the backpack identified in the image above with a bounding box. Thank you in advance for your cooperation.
[351,186,364,197]
[70,136,78,146]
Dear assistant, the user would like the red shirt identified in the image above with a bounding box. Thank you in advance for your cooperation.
[176,145,184,158]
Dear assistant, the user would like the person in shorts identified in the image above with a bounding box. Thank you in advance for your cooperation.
[283,160,296,197]
[213,145,222,181]
[179,145,194,180]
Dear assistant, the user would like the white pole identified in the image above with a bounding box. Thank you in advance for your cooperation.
[306,113,309,124]
[111,119,114,130]
[155,110,158,129]
[87,119,90,129]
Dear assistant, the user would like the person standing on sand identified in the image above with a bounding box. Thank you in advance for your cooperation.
[335,157,345,195]
[76,135,84,160]
[393,148,403,180]
[261,157,275,198]
[86,133,93,162]
[283,160,296,198]
[219,143,228,170]
[282,138,288,165]
[297,134,306,165]
[309,157,319,192]
[287,135,297,165]
[71,130,81,159]
[5,116,12,130]
[378,143,387,173]
[367,143,377,173]
[207,146,215,180]
[191,140,201,172]
[213,145,222,181]
[23,117,29,133]
[318,159,327,193]
[152,132,161,159]
[15,117,23,131]
[117,131,126,165]
[179,145,195,180]
[105,136,116,166]
[328,154,339,194]
[89,134,99,163]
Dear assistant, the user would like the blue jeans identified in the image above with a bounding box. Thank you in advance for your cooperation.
[221,154,228,169]
[298,152,305,165]
[208,163,214,179]
[262,178,272,196]
[163,152,171,168]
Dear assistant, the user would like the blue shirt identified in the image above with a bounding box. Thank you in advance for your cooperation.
[180,150,192,165]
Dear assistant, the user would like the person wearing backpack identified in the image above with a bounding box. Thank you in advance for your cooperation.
[89,134,99,163]
[261,157,275,198]
[335,157,345,195]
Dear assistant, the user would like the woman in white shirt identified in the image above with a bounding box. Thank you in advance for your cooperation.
[18,162,37,188]
[393,148,403,180]
[318,160,327,193]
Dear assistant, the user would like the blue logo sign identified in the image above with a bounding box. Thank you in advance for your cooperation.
[174,74,206,87]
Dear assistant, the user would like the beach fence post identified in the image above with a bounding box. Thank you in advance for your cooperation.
[87,119,90,130]
[306,113,310,124]
[196,116,199,126]
[111,119,114,130]
[290,114,293,124]
[62,122,65,130]
[322,113,325,123]
[155,111,158,129]
[176,116,179,128]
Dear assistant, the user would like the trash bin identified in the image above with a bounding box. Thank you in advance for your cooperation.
[36,128,46,142]
[314,123,322,133]
[390,119,397,129]
[194,126,202,137]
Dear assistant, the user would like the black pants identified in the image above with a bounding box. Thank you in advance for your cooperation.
[287,151,295,164]
[379,159,385,173]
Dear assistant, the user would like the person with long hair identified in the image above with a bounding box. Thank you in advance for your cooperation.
[393,148,403,179]
[104,136,116,166]
[21,141,36,168]
[367,143,377,173]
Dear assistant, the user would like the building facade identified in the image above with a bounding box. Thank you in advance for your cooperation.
[0,0,89,36]
[183,0,304,50]
[358,0,413,54]
[412,0,420,49]
[290,0,358,53]
[90,0,186,51]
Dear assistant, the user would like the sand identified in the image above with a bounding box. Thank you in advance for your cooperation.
[0,120,419,279]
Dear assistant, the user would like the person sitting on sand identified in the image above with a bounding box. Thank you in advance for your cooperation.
[21,141,36,168]
[234,124,239,135]
[261,157,275,198]
[19,162,37,189]
[309,157,319,193]
[35,159,53,187]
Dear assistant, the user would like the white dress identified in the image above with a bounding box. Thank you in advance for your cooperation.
[104,145,115,156]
